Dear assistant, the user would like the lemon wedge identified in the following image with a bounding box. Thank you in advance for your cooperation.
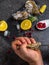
[20,19,32,30]
[0,20,8,31]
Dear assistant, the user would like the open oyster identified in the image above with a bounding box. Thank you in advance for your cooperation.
[12,10,30,20]
[25,0,40,14]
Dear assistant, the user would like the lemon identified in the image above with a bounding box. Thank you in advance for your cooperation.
[20,19,32,30]
[0,20,8,31]
[39,5,47,13]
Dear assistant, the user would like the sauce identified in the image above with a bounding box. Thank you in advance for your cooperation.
[37,22,46,28]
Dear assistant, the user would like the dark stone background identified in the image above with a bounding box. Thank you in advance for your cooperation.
[0,0,49,65]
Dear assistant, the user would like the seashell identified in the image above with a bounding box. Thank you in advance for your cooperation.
[25,0,40,14]
[12,10,29,20]
[27,42,41,50]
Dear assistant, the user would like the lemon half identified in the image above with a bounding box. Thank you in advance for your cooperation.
[0,20,8,31]
[20,19,32,30]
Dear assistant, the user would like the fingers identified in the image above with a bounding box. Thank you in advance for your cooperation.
[16,37,27,44]
[16,37,32,44]
[20,43,28,54]
[12,40,21,51]
[24,37,31,44]
[12,37,36,51]
[15,37,36,44]
[12,40,22,56]
[30,38,36,43]
[12,42,21,58]
[12,40,22,46]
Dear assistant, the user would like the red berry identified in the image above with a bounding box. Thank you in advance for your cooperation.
[26,32,31,37]
[37,22,46,28]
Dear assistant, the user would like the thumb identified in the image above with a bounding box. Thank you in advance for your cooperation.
[20,43,28,54]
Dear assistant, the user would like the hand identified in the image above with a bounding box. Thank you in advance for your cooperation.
[12,37,44,65]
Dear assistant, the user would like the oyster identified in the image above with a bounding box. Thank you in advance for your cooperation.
[16,42,41,50]
[12,10,30,20]
[25,0,40,14]
[27,42,41,50]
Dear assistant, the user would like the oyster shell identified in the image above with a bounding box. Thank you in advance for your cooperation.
[25,0,40,14]
[27,42,41,50]
[12,10,29,20]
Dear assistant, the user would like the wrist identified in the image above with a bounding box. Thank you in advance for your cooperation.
[29,62,35,65]
[29,59,44,65]
[35,60,44,65]
[29,61,44,65]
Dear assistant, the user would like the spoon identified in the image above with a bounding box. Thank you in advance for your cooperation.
[36,19,49,30]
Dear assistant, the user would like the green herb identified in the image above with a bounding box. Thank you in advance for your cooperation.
[28,16,38,22]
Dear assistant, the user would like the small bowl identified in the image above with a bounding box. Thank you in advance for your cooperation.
[36,19,49,30]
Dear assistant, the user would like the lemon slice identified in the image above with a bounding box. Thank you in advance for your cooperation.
[20,19,32,30]
[0,20,8,31]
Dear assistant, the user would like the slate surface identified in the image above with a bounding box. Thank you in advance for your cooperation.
[0,0,49,65]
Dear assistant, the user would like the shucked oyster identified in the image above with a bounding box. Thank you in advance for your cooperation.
[25,0,40,14]
[12,0,40,20]
[12,11,30,20]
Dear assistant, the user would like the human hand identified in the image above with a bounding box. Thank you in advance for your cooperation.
[12,37,44,65]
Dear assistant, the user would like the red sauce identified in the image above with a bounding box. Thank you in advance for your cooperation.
[37,22,46,28]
